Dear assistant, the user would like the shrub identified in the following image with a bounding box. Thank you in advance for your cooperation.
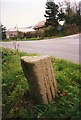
[44,26,58,37]
[63,25,80,36]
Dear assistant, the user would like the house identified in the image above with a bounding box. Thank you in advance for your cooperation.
[6,27,18,39]
[6,26,35,38]
[6,30,18,39]
[34,20,46,30]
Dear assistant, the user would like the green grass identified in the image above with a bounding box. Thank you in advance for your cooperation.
[2,33,80,42]
[1,48,81,119]
[2,37,43,42]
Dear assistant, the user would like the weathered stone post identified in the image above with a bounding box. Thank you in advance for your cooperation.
[21,56,57,104]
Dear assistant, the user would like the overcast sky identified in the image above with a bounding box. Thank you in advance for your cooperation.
[1,0,81,29]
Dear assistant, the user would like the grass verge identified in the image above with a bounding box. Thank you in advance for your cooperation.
[1,48,81,119]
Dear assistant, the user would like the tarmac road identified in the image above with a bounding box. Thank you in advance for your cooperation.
[0,34,80,64]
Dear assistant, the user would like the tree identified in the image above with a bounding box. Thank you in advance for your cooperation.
[44,0,59,27]
[58,8,66,22]
[72,1,81,26]
[0,24,6,40]
[62,0,81,25]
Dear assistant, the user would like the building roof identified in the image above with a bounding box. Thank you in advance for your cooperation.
[34,20,46,29]
[7,26,35,33]
[18,28,35,32]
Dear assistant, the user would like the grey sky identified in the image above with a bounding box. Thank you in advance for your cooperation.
[1,0,80,29]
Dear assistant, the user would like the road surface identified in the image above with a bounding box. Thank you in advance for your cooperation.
[0,34,80,64]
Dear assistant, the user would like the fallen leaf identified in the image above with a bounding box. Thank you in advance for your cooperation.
[72,81,76,85]
[62,91,66,96]
[80,101,81,106]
